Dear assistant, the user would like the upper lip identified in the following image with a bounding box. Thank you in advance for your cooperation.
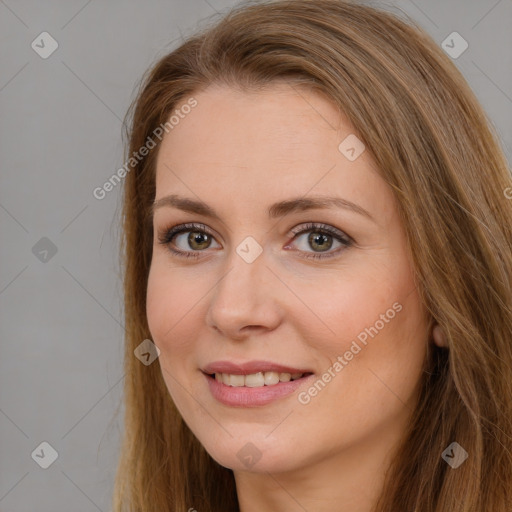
[202,360,313,375]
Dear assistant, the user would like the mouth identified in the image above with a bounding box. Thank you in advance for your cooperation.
[204,371,314,387]
[201,361,315,406]
[203,370,316,407]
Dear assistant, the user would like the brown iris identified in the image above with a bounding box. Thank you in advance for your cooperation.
[188,231,211,250]
[308,232,333,252]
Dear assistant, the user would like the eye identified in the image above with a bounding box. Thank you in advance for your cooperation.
[285,222,353,260]
[156,221,353,260]
[157,222,220,259]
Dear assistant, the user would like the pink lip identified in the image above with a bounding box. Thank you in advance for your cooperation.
[203,372,315,407]
[202,360,312,375]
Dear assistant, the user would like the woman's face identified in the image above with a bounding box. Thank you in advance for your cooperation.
[147,82,430,475]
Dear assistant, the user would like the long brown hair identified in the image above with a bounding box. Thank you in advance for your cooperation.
[113,1,512,510]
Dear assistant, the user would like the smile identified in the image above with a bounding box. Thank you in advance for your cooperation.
[212,371,309,387]
[203,371,315,407]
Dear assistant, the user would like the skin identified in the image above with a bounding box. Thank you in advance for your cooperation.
[146,82,431,512]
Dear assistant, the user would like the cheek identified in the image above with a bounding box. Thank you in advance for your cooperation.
[146,262,201,355]
[292,261,427,404]
[314,290,426,425]
[146,263,203,410]
[288,267,398,353]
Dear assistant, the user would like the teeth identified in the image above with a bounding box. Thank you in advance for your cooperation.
[214,371,305,387]
[230,374,245,387]
[245,372,265,387]
[264,372,280,386]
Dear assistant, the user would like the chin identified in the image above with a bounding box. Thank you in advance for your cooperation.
[198,434,306,474]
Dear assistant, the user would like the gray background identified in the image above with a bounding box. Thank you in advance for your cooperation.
[1,0,510,510]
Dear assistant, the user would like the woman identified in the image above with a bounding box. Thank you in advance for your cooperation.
[113,1,512,511]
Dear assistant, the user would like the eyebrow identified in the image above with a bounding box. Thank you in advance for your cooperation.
[151,194,375,222]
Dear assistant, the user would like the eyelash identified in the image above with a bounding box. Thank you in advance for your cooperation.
[156,222,353,261]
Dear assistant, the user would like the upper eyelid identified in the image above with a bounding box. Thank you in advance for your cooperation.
[289,222,351,240]
[160,221,351,244]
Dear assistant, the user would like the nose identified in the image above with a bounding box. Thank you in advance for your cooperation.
[205,244,283,340]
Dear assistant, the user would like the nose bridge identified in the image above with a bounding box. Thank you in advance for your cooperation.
[205,240,282,335]
[214,240,269,309]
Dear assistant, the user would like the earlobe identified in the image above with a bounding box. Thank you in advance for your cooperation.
[432,324,447,348]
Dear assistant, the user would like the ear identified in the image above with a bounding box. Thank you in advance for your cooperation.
[432,324,448,348]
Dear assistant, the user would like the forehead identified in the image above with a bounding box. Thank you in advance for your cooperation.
[157,82,345,167]
[154,82,393,224]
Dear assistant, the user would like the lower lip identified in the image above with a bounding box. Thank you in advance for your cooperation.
[204,372,314,407]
